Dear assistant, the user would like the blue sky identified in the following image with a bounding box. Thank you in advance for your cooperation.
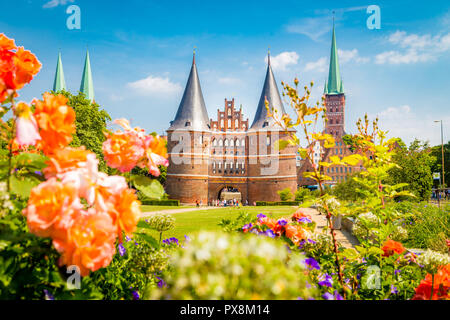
[2,0,450,146]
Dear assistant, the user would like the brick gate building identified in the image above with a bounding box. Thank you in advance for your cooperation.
[165,53,298,204]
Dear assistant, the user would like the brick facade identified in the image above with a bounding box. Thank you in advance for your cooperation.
[166,99,297,204]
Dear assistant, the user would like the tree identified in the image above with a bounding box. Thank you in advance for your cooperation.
[331,172,368,201]
[56,90,111,172]
[277,187,293,201]
[387,139,435,201]
[430,141,450,188]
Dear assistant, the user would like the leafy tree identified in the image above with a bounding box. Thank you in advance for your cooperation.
[331,172,368,201]
[294,187,310,202]
[277,187,293,201]
[430,141,450,188]
[387,139,435,201]
[55,90,111,172]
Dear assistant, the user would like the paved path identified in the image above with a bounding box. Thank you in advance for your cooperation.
[298,208,359,249]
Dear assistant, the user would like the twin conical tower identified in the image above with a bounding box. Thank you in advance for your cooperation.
[165,50,298,204]
[52,50,95,102]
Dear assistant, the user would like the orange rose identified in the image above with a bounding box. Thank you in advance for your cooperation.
[11,47,41,90]
[412,264,450,300]
[53,210,117,277]
[104,187,141,240]
[33,92,76,154]
[285,224,306,245]
[102,130,144,172]
[381,239,405,257]
[43,146,93,179]
[292,208,312,222]
[23,178,81,238]
[0,33,16,51]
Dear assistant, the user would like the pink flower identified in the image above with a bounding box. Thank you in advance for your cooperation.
[14,102,41,146]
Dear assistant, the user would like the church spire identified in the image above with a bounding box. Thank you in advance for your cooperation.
[53,52,66,92]
[80,49,95,102]
[249,52,286,130]
[168,52,210,131]
[324,20,344,95]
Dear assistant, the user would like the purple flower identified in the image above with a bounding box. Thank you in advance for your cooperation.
[304,257,320,270]
[298,239,306,250]
[184,235,190,242]
[250,228,259,235]
[118,243,126,256]
[257,213,266,219]
[334,290,344,300]
[43,289,54,300]
[132,290,140,300]
[134,241,139,246]
[394,269,401,276]
[307,239,316,244]
[322,292,334,300]
[318,274,333,288]
[264,229,276,238]
[34,170,42,175]
[125,235,132,242]
[277,219,288,226]
[390,284,398,295]
[242,223,253,231]
[155,276,166,288]
[298,217,312,224]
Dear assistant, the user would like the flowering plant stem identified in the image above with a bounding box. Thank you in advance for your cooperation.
[6,92,16,193]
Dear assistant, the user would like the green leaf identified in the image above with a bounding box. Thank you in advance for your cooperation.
[135,232,160,248]
[131,175,165,200]
[10,174,40,198]
[14,153,48,171]
[274,139,290,151]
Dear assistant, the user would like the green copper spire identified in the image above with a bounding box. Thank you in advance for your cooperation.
[53,52,66,92]
[80,49,95,102]
[325,22,344,95]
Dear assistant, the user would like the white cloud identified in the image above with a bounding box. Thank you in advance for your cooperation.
[43,0,74,8]
[285,17,331,41]
[265,51,299,71]
[304,57,327,73]
[127,75,182,96]
[375,30,450,64]
[338,49,369,64]
[370,105,450,145]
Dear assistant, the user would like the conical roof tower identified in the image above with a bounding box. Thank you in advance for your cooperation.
[168,52,210,131]
[53,52,66,92]
[249,51,286,130]
[324,22,344,95]
[80,49,95,102]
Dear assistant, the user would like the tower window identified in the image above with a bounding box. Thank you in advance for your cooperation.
[266,136,270,146]
[263,121,269,127]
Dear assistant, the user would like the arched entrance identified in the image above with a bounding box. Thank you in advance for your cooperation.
[217,186,241,203]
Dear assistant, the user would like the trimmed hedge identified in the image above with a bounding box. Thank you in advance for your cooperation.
[256,201,300,206]
[140,199,180,206]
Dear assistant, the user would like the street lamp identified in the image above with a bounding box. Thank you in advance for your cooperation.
[434,120,445,190]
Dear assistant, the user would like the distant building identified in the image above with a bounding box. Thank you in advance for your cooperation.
[297,23,363,187]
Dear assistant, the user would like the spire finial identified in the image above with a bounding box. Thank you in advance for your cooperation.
[268,46,271,65]
[193,46,196,65]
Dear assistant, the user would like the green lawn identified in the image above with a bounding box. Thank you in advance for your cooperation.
[140,205,195,212]
[140,206,298,240]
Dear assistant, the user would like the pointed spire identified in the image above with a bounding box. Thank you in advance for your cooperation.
[249,54,286,130]
[325,19,344,95]
[53,52,66,92]
[80,49,95,102]
[267,46,271,66]
[168,52,210,131]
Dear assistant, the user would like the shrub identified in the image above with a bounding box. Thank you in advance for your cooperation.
[277,187,293,201]
[294,187,310,202]
[402,203,450,253]
[140,199,179,206]
[149,231,318,300]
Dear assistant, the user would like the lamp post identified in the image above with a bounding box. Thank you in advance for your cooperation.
[434,120,445,204]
